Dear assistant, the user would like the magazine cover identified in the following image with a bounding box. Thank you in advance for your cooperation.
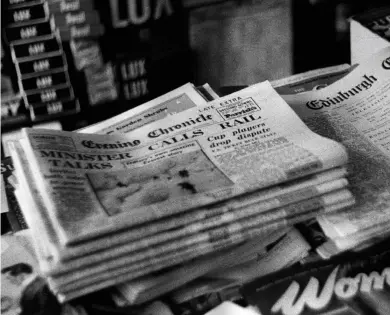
[1,231,88,315]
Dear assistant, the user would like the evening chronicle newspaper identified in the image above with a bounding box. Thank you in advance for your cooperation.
[282,46,390,240]
[19,81,348,246]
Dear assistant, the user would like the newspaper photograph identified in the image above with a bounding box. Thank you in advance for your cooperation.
[20,81,349,245]
[87,150,231,214]
[22,82,347,243]
[281,46,390,237]
[78,83,208,134]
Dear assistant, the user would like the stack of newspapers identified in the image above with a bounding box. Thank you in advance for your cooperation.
[9,78,357,302]
[11,78,355,301]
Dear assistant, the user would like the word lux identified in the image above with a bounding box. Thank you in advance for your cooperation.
[121,59,146,80]
[110,0,174,27]
[123,80,148,100]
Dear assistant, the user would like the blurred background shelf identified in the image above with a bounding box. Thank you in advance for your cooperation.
[2,0,389,147]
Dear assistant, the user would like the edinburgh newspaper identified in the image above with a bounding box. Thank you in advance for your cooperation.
[282,46,390,240]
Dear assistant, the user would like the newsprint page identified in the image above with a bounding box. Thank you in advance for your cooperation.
[20,81,347,245]
[282,46,390,241]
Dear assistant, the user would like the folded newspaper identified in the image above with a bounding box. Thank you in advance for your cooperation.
[281,46,390,250]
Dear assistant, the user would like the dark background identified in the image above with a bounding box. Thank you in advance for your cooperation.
[1,0,389,137]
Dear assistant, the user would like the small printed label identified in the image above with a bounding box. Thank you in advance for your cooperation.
[6,2,48,25]
[48,0,94,14]
[5,19,54,43]
[30,98,80,120]
[11,35,61,60]
[25,85,73,105]
[17,54,66,76]
[21,71,69,91]
[54,10,100,27]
